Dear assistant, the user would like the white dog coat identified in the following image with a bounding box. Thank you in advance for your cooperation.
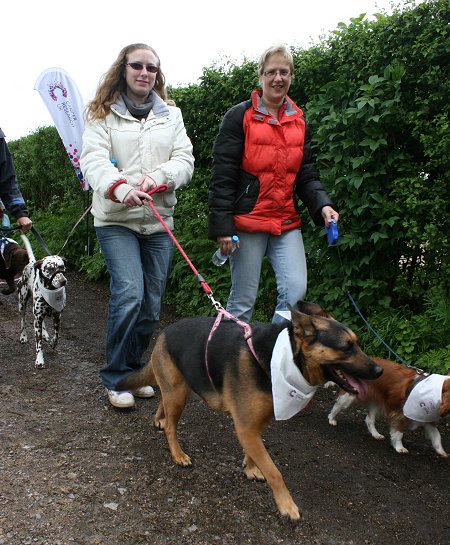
[271,327,318,420]
[403,374,449,422]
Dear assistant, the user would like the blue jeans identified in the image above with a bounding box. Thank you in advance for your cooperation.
[96,226,173,390]
[227,229,307,323]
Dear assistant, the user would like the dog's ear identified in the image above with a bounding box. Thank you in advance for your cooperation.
[34,259,44,270]
[293,300,332,319]
[290,307,318,339]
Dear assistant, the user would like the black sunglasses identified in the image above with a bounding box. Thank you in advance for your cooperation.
[125,62,158,73]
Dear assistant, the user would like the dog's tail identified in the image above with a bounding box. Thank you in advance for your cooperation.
[117,360,156,391]
[20,235,36,264]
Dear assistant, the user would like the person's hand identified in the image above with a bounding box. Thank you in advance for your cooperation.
[123,188,152,208]
[321,206,339,227]
[136,175,157,194]
[217,235,239,256]
[16,216,32,234]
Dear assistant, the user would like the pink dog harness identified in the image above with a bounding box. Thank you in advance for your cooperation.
[205,308,259,387]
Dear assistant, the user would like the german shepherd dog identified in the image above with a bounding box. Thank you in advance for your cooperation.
[118,301,383,521]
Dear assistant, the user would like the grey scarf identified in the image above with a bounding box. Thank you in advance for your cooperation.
[121,91,155,119]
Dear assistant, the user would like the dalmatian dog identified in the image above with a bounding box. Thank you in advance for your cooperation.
[17,235,67,368]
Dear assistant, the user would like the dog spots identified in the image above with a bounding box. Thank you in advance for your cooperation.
[18,255,67,368]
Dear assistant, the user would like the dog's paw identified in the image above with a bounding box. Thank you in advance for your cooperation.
[35,355,46,369]
[372,433,385,440]
[394,446,409,454]
[172,452,192,467]
[48,337,58,349]
[328,416,338,426]
[278,499,301,522]
[154,418,165,430]
[242,458,266,481]
[244,466,265,481]
[243,456,265,481]
[19,333,28,344]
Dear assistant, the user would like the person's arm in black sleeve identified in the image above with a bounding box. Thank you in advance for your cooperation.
[208,102,247,241]
[294,123,336,226]
[0,128,30,222]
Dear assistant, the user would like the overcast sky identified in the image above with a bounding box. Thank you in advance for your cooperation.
[2,0,411,141]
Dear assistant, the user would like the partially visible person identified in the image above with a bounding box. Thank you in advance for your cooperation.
[80,43,194,409]
[0,128,32,234]
[208,44,339,324]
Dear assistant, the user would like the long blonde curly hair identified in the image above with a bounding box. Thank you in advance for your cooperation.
[85,43,172,121]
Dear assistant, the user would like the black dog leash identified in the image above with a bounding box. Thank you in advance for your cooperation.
[1,224,53,256]
[30,226,52,256]
[322,234,412,367]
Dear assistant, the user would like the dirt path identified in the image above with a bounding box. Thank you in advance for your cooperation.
[0,271,448,545]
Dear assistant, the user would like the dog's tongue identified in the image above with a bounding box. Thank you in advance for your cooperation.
[344,373,367,401]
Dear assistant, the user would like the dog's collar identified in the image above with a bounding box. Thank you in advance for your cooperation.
[37,277,66,311]
[404,372,428,399]
[271,327,318,420]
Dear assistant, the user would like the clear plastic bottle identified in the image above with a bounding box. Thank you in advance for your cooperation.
[211,235,239,266]
[1,211,11,229]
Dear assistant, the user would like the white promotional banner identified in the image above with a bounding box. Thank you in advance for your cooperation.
[34,68,88,191]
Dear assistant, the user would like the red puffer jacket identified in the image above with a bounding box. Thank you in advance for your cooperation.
[208,90,334,240]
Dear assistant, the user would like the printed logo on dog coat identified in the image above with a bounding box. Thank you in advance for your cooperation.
[403,375,449,422]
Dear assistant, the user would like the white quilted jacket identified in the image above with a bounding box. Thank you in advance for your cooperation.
[80,93,194,234]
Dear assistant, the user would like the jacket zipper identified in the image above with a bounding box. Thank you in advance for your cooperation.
[235,184,250,204]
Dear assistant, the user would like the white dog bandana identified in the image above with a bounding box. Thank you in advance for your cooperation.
[403,374,449,422]
[37,279,66,312]
[275,310,292,321]
[271,327,318,420]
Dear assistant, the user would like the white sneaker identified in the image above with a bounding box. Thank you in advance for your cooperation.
[106,389,135,408]
[133,386,155,398]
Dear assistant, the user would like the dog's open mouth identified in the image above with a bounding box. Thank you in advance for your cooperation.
[325,366,367,400]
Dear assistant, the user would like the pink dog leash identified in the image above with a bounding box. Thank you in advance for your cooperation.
[144,186,261,386]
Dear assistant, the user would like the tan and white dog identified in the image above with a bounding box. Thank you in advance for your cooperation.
[17,235,67,368]
[327,357,450,457]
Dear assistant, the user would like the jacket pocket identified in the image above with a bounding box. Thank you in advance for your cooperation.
[158,191,177,210]
[234,170,260,214]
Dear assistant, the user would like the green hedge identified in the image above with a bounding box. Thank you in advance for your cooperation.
[7,0,449,372]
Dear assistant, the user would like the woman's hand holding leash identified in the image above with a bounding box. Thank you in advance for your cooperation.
[136,174,157,193]
[122,182,169,208]
[16,216,33,234]
[123,189,153,208]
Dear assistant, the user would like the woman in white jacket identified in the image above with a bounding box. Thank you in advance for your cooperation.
[80,43,194,409]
